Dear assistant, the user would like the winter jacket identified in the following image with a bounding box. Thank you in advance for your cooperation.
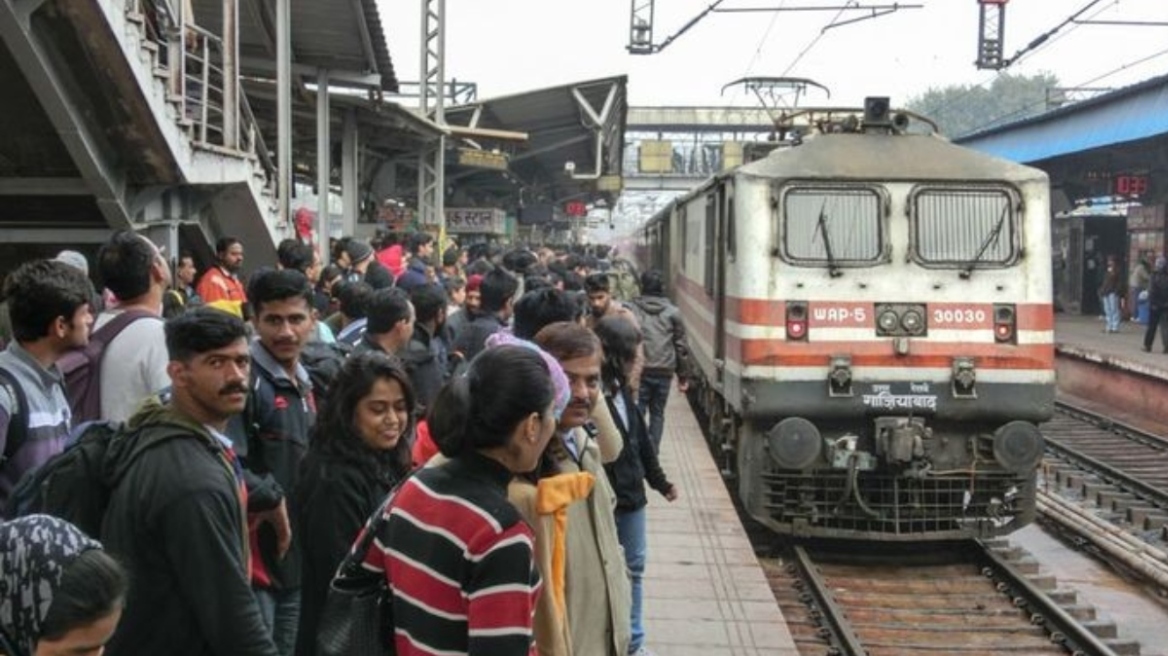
[1150,271,1168,310]
[294,450,400,656]
[509,426,631,656]
[629,295,691,379]
[398,323,449,414]
[395,258,430,293]
[452,312,507,363]
[228,341,317,590]
[602,388,671,511]
[102,398,277,656]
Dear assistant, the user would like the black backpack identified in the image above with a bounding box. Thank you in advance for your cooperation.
[5,421,183,537]
[300,340,351,411]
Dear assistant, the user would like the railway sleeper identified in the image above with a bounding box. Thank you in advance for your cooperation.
[1124,507,1167,529]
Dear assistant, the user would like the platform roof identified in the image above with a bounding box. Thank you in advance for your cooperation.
[192,0,396,91]
[955,73,1168,164]
[443,76,628,212]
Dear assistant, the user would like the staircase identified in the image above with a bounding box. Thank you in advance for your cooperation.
[0,0,284,257]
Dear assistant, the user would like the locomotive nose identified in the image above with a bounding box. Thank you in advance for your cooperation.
[991,421,1045,473]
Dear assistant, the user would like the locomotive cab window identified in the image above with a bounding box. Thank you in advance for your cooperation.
[911,186,1019,268]
[779,186,886,267]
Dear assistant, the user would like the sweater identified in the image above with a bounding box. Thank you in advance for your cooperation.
[362,453,541,656]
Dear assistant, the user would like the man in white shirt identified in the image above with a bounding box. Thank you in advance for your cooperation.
[93,231,172,421]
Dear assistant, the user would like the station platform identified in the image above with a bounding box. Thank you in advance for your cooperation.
[1055,313,1168,434]
[1056,313,1168,381]
[642,389,799,656]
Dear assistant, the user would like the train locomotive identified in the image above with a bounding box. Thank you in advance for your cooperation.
[636,98,1054,541]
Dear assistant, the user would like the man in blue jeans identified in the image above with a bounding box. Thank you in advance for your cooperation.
[629,270,692,452]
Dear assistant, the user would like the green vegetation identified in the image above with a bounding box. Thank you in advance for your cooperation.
[906,72,1061,138]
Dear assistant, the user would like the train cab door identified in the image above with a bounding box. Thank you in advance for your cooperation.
[709,184,729,390]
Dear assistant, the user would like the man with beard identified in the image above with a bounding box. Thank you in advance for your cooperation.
[401,283,450,414]
[227,269,316,655]
[518,321,632,656]
[102,308,278,656]
[584,273,644,399]
[197,237,247,317]
[0,259,95,512]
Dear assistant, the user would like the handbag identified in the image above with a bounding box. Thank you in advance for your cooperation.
[315,484,403,656]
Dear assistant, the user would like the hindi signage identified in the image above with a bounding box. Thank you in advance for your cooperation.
[441,208,506,234]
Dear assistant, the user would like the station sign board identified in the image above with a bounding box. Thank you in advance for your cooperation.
[457,148,509,171]
[441,207,506,234]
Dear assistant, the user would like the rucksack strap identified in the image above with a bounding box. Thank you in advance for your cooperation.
[0,366,29,466]
[92,308,157,346]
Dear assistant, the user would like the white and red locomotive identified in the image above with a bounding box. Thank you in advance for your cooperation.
[636,99,1054,541]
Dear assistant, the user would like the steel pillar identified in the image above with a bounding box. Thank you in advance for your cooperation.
[419,0,446,249]
[342,109,359,237]
[316,69,330,262]
[276,0,291,223]
[976,0,1007,70]
[627,0,655,54]
[222,0,238,148]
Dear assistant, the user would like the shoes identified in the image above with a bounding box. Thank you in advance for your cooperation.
[1143,345,1152,352]
[631,648,659,656]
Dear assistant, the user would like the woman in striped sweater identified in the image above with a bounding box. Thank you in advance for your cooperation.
[361,345,566,655]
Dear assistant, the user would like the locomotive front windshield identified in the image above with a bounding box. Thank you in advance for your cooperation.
[912,187,1018,268]
[781,187,884,266]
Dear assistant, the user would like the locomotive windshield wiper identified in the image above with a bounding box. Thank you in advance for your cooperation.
[960,203,1010,279]
[817,200,842,278]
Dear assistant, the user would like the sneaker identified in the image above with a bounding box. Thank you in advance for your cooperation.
[1142,345,1152,352]
[631,648,660,656]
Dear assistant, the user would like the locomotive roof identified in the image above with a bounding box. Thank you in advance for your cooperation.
[738,133,1048,183]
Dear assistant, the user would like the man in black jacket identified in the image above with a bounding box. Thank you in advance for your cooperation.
[628,270,692,452]
[401,283,450,414]
[103,308,278,656]
[231,269,318,655]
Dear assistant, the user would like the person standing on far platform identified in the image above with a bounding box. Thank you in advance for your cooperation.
[1142,256,1168,352]
[1098,255,1122,333]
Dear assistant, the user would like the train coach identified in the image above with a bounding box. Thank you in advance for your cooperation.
[636,98,1054,541]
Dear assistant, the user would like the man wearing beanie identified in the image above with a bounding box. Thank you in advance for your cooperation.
[445,273,481,342]
[344,239,394,290]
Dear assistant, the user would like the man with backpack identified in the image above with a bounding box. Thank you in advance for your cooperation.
[102,307,278,656]
[227,269,317,655]
[0,259,95,512]
[85,231,170,422]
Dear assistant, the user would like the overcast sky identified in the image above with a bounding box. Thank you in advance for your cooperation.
[377,0,1167,109]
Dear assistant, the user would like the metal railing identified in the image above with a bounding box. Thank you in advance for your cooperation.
[125,0,274,184]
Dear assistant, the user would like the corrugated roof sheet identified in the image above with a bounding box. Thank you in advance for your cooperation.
[955,73,1168,163]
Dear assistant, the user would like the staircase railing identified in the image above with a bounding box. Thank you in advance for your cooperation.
[124,0,274,185]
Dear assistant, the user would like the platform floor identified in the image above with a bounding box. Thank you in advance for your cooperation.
[1056,312,1168,380]
[642,388,799,656]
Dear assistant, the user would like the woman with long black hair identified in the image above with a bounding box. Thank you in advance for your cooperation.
[294,352,415,656]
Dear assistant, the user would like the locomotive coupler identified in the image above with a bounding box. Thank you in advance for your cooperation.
[874,416,929,464]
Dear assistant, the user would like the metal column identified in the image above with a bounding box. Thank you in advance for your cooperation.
[222,0,238,148]
[316,69,330,263]
[418,0,446,250]
[342,109,359,237]
[276,0,291,223]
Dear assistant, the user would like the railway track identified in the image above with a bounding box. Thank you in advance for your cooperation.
[761,540,1134,656]
[1038,401,1168,593]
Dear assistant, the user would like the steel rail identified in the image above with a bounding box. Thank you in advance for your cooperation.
[1055,399,1168,452]
[977,541,1121,656]
[790,545,866,656]
[1046,402,1168,509]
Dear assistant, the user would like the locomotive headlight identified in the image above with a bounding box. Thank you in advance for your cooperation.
[992,421,1045,473]
[878,310,900,333]
[900,310,924,335]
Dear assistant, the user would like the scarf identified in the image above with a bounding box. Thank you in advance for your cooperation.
[0,515,100,656]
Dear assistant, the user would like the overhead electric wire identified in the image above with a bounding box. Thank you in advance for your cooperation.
[778,1,854,78]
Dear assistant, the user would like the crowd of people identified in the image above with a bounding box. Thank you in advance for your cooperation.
[0,227,694,656]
